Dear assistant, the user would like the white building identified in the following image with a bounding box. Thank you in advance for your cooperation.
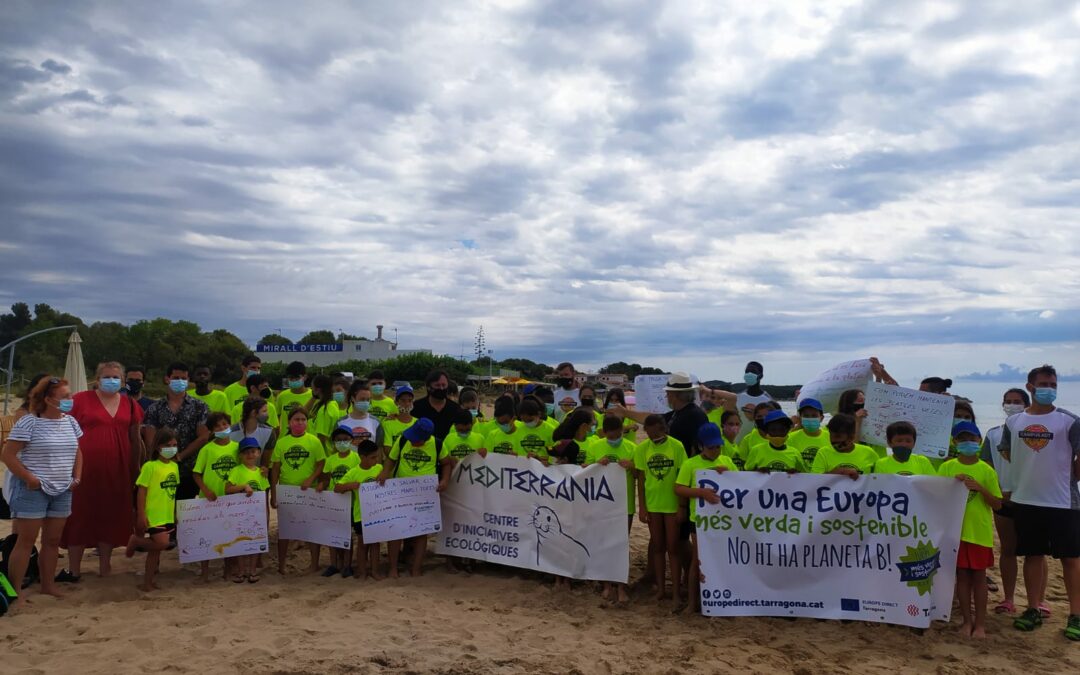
[255,325,431,367]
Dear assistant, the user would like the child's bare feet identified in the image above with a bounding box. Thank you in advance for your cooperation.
[957,622,973,637]
[371,570,384,581]
[38,585,64,599]
[277,565,287,575]
[971,626,986,638]
[138,582,154,592]
[617,586,630,604]
[601,585,613,601]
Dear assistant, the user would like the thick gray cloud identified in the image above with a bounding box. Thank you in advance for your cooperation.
[1,0,1078,381]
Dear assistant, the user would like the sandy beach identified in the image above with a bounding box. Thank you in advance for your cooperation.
[1,510,1077,675]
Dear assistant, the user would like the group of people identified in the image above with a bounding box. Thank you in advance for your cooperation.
[1,357,1077,643]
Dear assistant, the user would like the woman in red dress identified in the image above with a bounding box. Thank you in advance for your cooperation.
[58,361,143,580]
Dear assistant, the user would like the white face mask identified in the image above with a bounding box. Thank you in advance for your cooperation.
[1003,403,1026,416]
[159,446,178,459]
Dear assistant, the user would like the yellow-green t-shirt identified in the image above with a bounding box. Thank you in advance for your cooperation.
[224,381,253,409]
[389,436,447,478]
[873,454,937,476]
[136,459,179,527]
[810,444,879,475]
[444,431,485,461]
[381,417,414,448]
[936,459,1001,547]
[474,418,497,439]
[189,388,230,414]
[227,464,270,492]
[745,444,807,473]
[737,428,763,463]
[706,407,725,426]
[193,440,239,498]
[339,463,383,522]
[518,423,553,460]
[676,453,738,523]
[585,437,638,514]
[634,436,687,514]
[308,400,342,442]
[230,400,279,428]
[275,389,313,435]
[787,428,831,466]
[323,451,360,488]
[484,424,526,456]
[271,432,326,486]
[369,397,399,423]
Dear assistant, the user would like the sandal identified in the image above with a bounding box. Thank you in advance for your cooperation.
[1066,614,1080,642]
[986,575,998,593]
[1038,603,1052,618]
[247,572,260,584]
[232,573,247,584]
[54,569,81,584]
[994,600,1016,615]
[1014,607,1043,631]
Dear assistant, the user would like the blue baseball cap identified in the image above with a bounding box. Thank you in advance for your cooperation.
[403,417,435,443]
[763,409,793,429]
[238,437,260,451]
[395,384,414,400]
[952,420,981,438]
[697,422,724,448]
[797,398,823,413]
[522,383,539,395]
[331,424,354,439]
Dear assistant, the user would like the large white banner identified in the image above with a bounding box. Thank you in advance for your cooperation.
[633,374,700,413]
[276,485,352,549]
[177,492,269,563]
[360,475,442,544]
[798,359,873,413]
[696,472,966,627]
[434,453,629,582]
[862,382,957,460]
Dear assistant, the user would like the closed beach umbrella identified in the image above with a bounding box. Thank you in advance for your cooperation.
[64,330,87,393]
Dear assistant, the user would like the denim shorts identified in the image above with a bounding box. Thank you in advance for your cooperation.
[8,476,72,519]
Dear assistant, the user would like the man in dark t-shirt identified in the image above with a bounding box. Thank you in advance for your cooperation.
[409,369,461,451]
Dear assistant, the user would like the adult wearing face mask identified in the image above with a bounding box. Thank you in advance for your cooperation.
[735,362,772,443]
[998,364,1080,640]
[410,369,462,451]
[552,362,580,414]
[142,362,210,501]
[56,362,144,582]
[223,355,263,409]
[1,376,82,603]
[123,365,153,413]
[618,372,709,458]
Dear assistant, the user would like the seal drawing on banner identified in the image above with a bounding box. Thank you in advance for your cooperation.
[530,505,589,567]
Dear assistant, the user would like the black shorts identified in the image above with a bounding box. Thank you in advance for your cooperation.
[679,520,694,540]
[148,524,176,536]
[352,522,364,536]
[175,470,199,501]
[1013,503,1080,559]
[996,500,1015,519]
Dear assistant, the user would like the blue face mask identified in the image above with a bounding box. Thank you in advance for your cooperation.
[288,379,304,389]
[801,418,821,433]
[214,430,231,440]
[606,438,621,447]
[159,446,178,459]
[58,398,74,413]
[744,372,759,386]
[956,441,981,456]
[891,446,913,462]
[169,379,188,394]
[371,385,385,396]
[246,369,259,379]
[469,408,479,418]
[589,424,597,435]
[545,403,556,416]
[100,377,122,394]
[457,430,471,439]
[354,401,371,412]
[1034,387,1057,405]
[499,422,513,433]
[333,392,346,404]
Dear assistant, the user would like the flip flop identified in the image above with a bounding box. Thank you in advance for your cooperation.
[1038,603,1052,618]
[1014,608,1043,631]
[232,573,247,584]
[1065,615,1080,642]
[54,569,81,584]
[247,572,260,584]
[986,575,999,593]
[994,600,1016,615]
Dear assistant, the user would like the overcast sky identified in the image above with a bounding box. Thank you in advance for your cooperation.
[2,1,1078,383]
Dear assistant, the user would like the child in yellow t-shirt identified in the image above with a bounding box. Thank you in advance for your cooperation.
[320,426,361,578]
[125,428,181,592]
[938,421,1002,639]
[634,414,687,605]
[335,440,384,581]
[192,412,239,581]
[225,437,271,583]
[270,408,326,575]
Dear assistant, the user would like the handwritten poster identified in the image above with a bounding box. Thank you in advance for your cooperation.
[861,383,956,459]
[360,475,442,544]
[177,492,268,563]
[696,472,966,627]
[276,485,353,549]
[798,360,873,413]
[633,374,700,414]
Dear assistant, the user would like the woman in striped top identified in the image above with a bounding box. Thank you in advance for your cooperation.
[1,376,84,604]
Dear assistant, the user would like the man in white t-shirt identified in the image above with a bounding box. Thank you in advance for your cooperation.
[552,362,580,410]
[734,361,773,443]
[998,364,1080,640]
